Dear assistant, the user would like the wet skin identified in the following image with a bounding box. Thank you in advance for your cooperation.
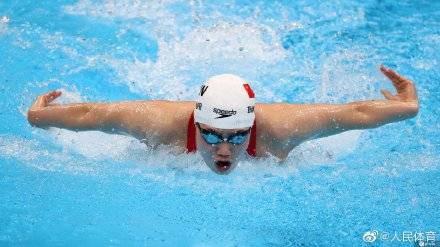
[27,66,419,174]
[196,123,251,175]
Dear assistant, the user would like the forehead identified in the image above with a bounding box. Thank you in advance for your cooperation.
[199,123,249,133]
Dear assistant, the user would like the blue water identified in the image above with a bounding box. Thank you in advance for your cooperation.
[1,0,439,246]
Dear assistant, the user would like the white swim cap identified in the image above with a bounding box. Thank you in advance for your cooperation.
[194,74,256,129]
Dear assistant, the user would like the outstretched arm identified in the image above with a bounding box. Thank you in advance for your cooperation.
[323,65,418,135]
[27,91,194,146]
[263,66,419,150]
[27,91,114,132]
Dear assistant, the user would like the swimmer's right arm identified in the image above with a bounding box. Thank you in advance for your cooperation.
[27,91,187,144]
[27,91,118,132]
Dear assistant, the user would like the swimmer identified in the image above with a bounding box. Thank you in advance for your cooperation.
[27,65,419,174]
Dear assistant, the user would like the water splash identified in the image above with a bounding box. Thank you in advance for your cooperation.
[0,16,9,35]
[10,0,402,178]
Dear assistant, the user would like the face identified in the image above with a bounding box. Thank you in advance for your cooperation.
[196,123,251,175]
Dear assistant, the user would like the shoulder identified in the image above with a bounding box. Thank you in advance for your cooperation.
[255,103,298,138]
[112,100,195,147]
[114,100,195,110]
[143,99,196,135]
[255,102,338,138]
[156,100,195,147]
[253,103,304,159]
[108,100,195,124]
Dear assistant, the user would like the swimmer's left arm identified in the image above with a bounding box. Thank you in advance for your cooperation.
[326,65,419,134]
[266,66,419,147]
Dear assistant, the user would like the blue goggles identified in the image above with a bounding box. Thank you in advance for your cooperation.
[196,123,250,145]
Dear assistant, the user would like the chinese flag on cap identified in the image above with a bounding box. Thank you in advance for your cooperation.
[243,84,255,98]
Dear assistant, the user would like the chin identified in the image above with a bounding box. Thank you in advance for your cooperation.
[210,160,235,175]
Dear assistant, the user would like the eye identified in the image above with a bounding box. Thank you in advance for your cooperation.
[200,131,223,145]
[228,134,247,144]
[204,133,220,143]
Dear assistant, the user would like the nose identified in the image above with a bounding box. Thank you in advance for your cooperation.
[216,142,232,158]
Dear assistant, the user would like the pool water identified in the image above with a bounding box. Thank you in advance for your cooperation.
[0,0,439,246]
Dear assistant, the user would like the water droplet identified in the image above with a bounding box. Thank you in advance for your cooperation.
[0,16,9,23]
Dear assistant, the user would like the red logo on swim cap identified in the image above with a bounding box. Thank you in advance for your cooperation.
[243,84,255,98]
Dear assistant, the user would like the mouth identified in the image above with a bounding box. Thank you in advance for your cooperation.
[214,160,232,173]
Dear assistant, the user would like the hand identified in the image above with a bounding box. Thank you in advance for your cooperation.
[30,90,62,110]
[379,65,418,102]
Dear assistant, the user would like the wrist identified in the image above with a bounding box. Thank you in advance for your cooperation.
[405,100,419,116]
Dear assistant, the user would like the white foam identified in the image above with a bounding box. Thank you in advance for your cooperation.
[64,0,184,41]
[374,152,439,176]
[0,132,300,193]
[317,51,379,103]
[289,130,363,167]
[99,21,287,100]
[0,16,9,23]
[0,16,9,35]
[48,128,136,160]
[0,135,95,174]
[55,87,84,104]
[63,0,287,100]
[64,0,177,21]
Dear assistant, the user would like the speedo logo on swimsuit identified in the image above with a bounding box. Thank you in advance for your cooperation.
[213,108,237,119]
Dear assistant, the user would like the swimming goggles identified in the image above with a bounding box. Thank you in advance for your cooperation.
[196,123,250,145]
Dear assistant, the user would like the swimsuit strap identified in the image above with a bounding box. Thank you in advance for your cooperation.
[186,112,257,157]
[246,120,257,157]
[186,112,197,153]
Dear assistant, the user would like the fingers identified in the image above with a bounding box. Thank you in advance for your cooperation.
[32,90,62,108]
[46,91,62,103]
[380,65,411,86]
[379,65,416,97]
[380,65,399,81]
[379,65,418,101]
[380,89,398,100]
